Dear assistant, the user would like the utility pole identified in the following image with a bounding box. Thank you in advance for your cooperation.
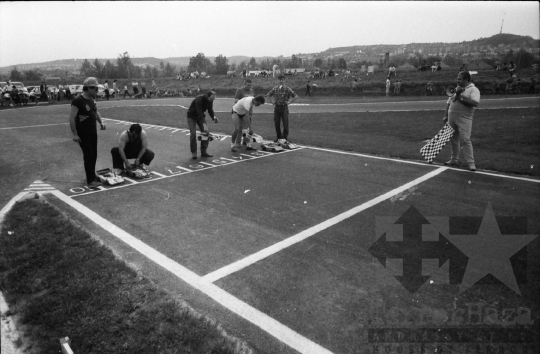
[500,19,504,34]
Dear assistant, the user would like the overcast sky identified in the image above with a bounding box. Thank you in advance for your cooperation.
[1,1,538,68]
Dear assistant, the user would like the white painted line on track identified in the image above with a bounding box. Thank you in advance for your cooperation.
[202,167,448,283]
[45,189,334,354]
[304,146,540,183]
[0,123,68,130]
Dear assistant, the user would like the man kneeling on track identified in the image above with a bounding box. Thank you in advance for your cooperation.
[231,95,265,152]
[111,123,155,174]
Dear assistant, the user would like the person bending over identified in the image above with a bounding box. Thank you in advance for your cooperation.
[111,123,155,174]
[230,95,265,152]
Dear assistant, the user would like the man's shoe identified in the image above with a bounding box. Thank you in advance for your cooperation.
[88,180,102,189]
[201,152,213,157]
[468,163,476,172]
[231,145,238,152]
[444,159,459,167]
[192,153,197,159]
[246,146,256,151]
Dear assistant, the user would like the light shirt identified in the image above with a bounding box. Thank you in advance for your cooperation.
[447,83,480,120]
[232,96,255,116]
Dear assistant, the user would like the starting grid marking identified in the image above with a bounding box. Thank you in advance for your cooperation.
[68,117,303,197]
[69,148,303,197]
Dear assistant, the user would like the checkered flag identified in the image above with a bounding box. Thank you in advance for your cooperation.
[420,122,455,163]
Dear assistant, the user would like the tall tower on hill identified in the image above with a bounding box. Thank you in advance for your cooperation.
[500,19,504,34]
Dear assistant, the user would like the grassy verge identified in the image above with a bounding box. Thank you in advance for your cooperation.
[0,196,253,354]
[103,106,540,177]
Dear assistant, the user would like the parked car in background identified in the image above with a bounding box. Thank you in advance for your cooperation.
[68,85,83,97]
[96,84,116,99]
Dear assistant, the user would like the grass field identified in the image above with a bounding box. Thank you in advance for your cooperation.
[101,106,540,177]
[0,197,252,354]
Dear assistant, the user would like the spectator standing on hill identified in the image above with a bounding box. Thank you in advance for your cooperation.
[40,81,48,102]
[141,82,147,98]
[230,95,265,152]
[186,91,218,159]
[123,84,132,98]
[351,79,359,93]
[104,80,110,101]
[393,79,399,94]
[267,74,298,142]
[508,61,516,77]
[113,80,119,100]
[528,77,536,94]
[443,71,480,172]
[306,81,312,96]
[505,76,513,94]
[385,77,391,97]
[132,80,139,95]
[69,77,106,188]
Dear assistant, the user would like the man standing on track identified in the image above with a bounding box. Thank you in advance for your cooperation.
[443,71,480,172]
[69,77,106,188]
[186,91,219,159]
[113,79,119,100]
[267,74,298,142]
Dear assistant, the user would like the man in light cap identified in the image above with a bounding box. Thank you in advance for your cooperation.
[69,77,106,188]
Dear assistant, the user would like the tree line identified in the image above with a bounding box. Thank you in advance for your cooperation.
[3,48,536,82]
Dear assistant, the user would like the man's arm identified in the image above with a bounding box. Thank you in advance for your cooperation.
[96,111,106,130]
[288,89,298,104]
[69,105,80,142]
[267,89,275,104]
[455,87,479,108]
[135,131,148,166]
[117,133,132,170]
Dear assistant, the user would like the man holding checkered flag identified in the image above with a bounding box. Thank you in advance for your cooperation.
[421,71,480,171]
[443,71,481,171]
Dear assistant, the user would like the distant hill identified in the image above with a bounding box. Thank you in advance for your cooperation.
[1,33,538,75]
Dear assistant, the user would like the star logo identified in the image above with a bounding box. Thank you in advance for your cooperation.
[370,204,537,295]
[446,203,538,295]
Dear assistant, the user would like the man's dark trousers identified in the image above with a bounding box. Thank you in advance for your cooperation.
[78,133,98,184]
[274,104,289,140]
[187,116,209,154]
[110,147,155,169]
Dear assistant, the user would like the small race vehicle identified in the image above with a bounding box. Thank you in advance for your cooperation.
[96,168,125,186]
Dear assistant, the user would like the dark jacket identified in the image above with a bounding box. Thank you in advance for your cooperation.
[187,95,215,121]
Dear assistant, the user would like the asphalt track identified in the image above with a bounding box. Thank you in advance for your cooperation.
[1,98,539,354]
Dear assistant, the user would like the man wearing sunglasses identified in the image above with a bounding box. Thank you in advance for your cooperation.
[69,77,106,188]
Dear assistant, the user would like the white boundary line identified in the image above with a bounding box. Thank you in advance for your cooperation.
[42,189,333,354]
[304,146,540,184]
[203,166,448,283]
[0,123,68,130]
